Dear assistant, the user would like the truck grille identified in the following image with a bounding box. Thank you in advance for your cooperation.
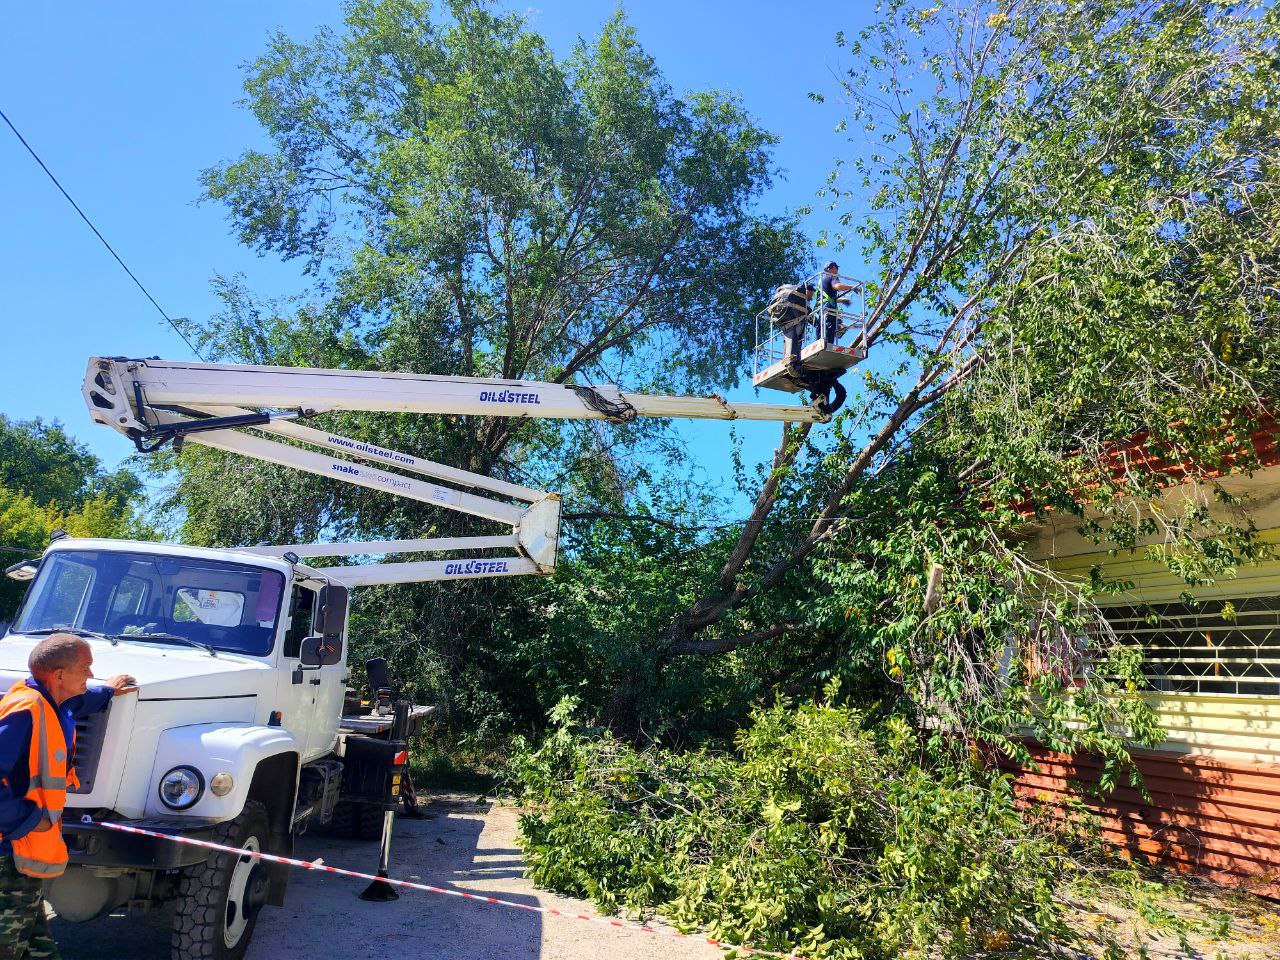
[70,708,108,795]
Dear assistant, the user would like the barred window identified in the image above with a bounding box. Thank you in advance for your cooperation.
[1102,596,1280,697]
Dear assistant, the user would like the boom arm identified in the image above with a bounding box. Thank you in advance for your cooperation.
[87,359,825,423]
[84,357,823,587]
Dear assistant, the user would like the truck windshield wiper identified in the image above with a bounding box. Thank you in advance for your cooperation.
[24,627,112,641]
[111,632,217,657]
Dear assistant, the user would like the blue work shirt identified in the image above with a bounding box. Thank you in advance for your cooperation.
[0,678,114,851]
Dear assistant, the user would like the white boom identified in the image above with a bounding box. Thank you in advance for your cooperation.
[84,357,823,588]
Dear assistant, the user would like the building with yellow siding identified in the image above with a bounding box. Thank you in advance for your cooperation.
[1011,447,1280,896]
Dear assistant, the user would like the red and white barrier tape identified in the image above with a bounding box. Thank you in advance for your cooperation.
[93,819,807,960]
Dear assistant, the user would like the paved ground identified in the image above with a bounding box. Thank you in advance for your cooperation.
[53,794,716,960]
[49,793,1280,959]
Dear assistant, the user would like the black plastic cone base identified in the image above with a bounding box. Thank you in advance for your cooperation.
[359,869,400,902]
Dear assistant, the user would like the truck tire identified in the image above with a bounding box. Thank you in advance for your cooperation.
[326,800,356,837]
[171,800,272,960]
[327,800,385,841]
[356,802,386,841]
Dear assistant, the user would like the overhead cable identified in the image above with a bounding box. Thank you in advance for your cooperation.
[0,105,205,360]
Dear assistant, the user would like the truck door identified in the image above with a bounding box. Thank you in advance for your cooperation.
[277,583,319,745]
[307,587,347,757]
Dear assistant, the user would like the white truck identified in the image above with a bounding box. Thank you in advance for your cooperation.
[2,357,821,960]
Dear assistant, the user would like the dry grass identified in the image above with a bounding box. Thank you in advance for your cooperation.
[1049,871,1280,959]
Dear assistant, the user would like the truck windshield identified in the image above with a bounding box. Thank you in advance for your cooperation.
[11,550,285,656]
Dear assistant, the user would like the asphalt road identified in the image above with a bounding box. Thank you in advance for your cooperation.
[52,794,715,960]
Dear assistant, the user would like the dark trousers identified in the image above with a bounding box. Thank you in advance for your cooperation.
[0,857,58,959]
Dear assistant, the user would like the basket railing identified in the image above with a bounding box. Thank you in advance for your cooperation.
[753,271,868,383]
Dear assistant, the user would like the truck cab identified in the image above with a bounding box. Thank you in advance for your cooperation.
[2,536,355,960]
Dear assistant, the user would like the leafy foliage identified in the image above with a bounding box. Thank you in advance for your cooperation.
[199,0,800,397]
[805,449,1166,783]
[942,0,1280,558]
[646,0,1277,710]
[599,0,1280,754]
[0,415,142,514]
[0,417,154,620]
[513,696,1080,960]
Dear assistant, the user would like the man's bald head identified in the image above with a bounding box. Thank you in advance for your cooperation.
[29,634,90,683]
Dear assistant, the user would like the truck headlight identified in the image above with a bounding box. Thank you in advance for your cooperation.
[158,766,204,810]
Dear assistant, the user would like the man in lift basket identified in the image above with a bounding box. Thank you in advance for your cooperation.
[817,261,855,343]
[767,280,816,371]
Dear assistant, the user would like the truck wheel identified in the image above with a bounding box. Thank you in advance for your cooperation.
[171,800,272,960]
[327,800,385,841]
[356,803,387,841]
[327,800,357,837]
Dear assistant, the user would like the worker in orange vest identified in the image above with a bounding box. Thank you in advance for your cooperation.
[0,633,137,959]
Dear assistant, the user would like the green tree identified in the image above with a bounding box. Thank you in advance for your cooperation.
[0,415,141,511]
[199,0,799,424]
[166,0,803,720]
[0,418,154,620]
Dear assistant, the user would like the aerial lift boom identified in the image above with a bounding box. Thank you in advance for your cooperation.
[84,357,824,588]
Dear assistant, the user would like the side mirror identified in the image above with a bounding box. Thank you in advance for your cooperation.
[300,634,343,667]
[4,561,37,582]
[316,584,348,638]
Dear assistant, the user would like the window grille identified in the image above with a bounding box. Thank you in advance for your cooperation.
[1102,596,1280,696]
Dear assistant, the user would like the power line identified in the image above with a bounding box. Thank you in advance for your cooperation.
[0,105,205,361]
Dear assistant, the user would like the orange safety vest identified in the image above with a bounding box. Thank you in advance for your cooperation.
[0,681,78,878]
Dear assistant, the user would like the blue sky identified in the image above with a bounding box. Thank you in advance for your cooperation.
[0,1,874,511]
